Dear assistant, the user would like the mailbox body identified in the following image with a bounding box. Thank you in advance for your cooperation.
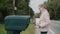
[5,16,30,31]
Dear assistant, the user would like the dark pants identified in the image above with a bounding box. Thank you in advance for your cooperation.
[41,32,47,34]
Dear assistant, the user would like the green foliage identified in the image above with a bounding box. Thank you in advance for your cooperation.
[34,13,40,18]
[46,0,60,20]
[0,0,34,21]
[16,0,34,17]
[0,0,13,9]
[0,0,34,15]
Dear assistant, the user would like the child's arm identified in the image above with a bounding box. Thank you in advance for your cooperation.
[39,14,50,28]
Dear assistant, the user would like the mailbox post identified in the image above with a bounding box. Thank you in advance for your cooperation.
[4,15,30,34]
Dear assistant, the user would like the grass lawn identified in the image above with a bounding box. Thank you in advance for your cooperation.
[0,24,6,34]
[0,23,34,34]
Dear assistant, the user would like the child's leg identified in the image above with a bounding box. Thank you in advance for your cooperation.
[41,32,47,34]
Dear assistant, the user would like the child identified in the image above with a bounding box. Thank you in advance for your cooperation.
[38,4,50,34]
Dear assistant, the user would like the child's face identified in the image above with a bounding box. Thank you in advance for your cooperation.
[39,7,44,12]
[40,7,43,10]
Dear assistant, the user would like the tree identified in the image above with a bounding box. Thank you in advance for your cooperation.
[0,0,13,22]
[0,0,34,22]
[16,0,34,17]
[46,0,60,20]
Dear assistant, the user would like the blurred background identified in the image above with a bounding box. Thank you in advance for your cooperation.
[0,0,60,34]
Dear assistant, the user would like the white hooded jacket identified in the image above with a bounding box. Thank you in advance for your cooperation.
[39,9,50,32]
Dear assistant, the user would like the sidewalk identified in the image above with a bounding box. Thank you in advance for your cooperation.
[34,28,52,34]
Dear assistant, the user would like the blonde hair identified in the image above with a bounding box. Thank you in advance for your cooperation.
[39,4,46,9]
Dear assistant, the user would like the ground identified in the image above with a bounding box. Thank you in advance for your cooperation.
[0,20,60,34]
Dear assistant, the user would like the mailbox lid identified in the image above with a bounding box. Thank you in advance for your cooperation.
[5,15,30,19]
[4,15,30,30]
[5,15,30,25]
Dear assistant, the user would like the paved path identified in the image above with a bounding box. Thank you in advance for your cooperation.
[35,20,60,34]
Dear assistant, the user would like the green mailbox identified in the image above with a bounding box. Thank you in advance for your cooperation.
[4,15,30,34]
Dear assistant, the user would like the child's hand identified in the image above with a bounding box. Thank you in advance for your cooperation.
[39,26,41,28]
[39,25,46,28]
[33,23,36,26]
